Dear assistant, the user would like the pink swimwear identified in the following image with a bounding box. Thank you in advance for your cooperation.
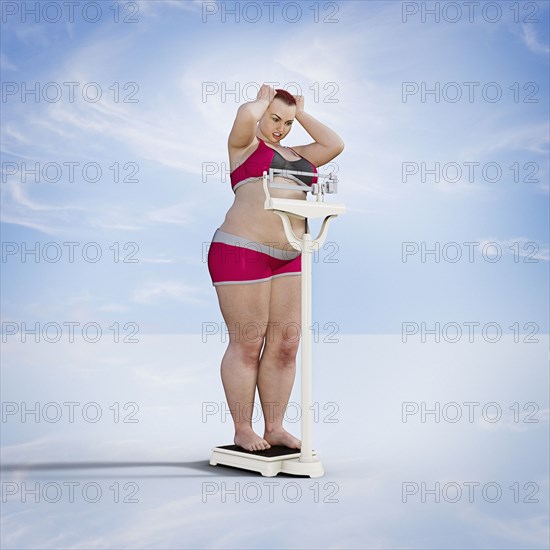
[230,138,318,192]
[208,228,301,286]
[208,138,317,286]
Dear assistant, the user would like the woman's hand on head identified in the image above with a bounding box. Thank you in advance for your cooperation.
[257,84,276,104]
[293,94,305,114]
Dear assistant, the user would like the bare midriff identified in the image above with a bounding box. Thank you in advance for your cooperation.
[218,176,307,250]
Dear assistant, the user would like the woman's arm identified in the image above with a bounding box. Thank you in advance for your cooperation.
[228,84,275,150]
[290,95,345,167]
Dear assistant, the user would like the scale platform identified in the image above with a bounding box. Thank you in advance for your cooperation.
[210,445,323,477]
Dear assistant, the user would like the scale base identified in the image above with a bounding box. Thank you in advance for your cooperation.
[210,445,324,477]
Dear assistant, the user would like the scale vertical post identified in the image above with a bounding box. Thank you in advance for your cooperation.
[300,230,314,463]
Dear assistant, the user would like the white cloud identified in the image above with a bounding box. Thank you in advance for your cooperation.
[521,23,550,55]
[477,237,550,262]
[134,0,204,18]
[1,335,548,548]
[0,52,17,71]
[12,24,50,48]
[460,506,550,547]
[462,121,550,157]
[95,303,128,313]
[146,202,196,225]
[138,257,174,264]
[475,407,549,432]
[133,365,198,387]
[132,280,205,304]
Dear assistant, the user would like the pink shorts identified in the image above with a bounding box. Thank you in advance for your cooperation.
[207,228,301,286]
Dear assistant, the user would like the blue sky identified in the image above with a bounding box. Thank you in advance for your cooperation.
[1,0,548,335]
[1,1,549,548]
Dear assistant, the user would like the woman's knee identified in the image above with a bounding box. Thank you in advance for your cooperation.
[228,338,265,366]
[263,338,300,366]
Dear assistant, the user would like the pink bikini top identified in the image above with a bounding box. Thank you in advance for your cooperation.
[230,139,318,193]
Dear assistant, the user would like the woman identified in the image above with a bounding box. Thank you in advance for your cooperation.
[207,84,344,452]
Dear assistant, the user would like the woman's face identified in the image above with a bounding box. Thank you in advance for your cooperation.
[258,98,296,143]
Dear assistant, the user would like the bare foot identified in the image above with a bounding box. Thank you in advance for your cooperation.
[263,428,301,449]
[234,429,271,452]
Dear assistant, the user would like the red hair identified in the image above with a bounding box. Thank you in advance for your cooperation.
[274,88,296,106]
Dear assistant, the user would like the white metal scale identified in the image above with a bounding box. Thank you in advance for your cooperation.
[210,168,346,477]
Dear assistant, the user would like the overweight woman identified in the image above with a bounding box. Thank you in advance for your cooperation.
[207,84,344,451]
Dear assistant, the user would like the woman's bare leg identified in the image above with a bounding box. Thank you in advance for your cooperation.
[257,274,302,449]
[215,281,272,451]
